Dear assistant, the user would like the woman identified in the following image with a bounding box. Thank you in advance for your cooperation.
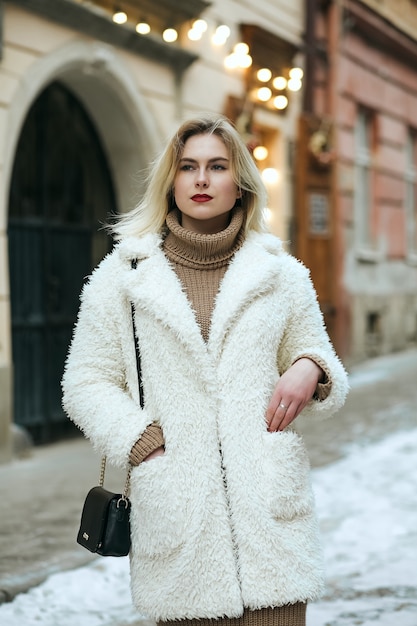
[62,115,349,626]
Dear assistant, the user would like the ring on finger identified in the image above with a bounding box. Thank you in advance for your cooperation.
[279,402,288,410]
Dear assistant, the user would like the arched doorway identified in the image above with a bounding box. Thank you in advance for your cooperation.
[8,81,116,443]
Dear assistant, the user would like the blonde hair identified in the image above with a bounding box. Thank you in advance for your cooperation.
[111,114,268,239]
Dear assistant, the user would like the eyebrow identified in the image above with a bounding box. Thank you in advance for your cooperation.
[179,157,229,164]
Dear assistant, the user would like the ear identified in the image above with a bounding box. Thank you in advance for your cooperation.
[236,188,242,199]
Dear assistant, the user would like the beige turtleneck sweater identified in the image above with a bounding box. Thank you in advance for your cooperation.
[163,207,246,342]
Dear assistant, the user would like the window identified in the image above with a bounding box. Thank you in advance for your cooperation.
[405,131,417,259]
[354,109,374,254]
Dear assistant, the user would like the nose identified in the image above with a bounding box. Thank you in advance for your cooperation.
[195,167,209,188]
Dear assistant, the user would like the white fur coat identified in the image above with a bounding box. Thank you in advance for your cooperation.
[62,231,349,621]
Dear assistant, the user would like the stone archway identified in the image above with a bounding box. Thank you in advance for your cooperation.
[2,40,160,446]
[3,40,160,219]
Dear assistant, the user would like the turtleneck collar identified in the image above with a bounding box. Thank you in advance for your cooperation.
[163,206,245,270]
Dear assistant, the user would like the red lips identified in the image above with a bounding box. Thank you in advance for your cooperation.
[191,194,213,202]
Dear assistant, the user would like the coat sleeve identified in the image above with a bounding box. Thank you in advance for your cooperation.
[61,253,152,468]
[277,257,349,419]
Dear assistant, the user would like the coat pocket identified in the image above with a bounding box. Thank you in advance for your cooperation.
[129,455,189,557]
[262,430,315,521]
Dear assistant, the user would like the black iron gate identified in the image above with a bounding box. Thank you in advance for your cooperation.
[8,81,116,443]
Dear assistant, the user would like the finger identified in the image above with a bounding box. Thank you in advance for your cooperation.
[277,401,303,431]
[266,394,281,425]
[269,398,289,418]
[268,401,291,432]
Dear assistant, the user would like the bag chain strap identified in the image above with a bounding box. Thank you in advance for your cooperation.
[99,456,131,500]
[98,298,141,499]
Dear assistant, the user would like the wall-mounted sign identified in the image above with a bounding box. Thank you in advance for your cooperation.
[308,192,330,235]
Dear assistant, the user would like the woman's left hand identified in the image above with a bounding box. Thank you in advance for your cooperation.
[266,358,323,432]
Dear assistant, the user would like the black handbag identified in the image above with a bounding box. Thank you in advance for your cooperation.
[76,303,143,557]
[77,460,132,556]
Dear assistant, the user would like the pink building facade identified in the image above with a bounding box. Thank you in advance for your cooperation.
[296,0,417,364]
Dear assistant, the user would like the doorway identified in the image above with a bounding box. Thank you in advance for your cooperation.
[8,81,116,443]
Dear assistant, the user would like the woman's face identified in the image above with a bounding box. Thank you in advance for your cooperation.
[173,133,241,234]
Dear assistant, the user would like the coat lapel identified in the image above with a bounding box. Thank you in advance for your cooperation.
[208,233,284,360]
[118,235,208,362]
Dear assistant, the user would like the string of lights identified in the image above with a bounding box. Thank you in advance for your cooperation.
[109,11,303,112]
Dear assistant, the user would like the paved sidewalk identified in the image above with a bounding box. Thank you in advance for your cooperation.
[0,438,125,603]
[1,348,417,605]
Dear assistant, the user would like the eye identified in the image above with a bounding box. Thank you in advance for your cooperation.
[179,164,195,171]
[211,163,226,171]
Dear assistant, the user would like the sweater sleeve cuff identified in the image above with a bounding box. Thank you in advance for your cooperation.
[314,379,332,401]
[129,423,165,466]
[292,353,332,402]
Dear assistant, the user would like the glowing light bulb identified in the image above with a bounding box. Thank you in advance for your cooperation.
[188,28,202,41]
[239,54,252,68]
[113,10,127,24]
[262,168,280,184]
[257,68,272,83]
[212,24,230,45]
[272,76,287,90]
[273,95,288,110]
[163,28,178,43]
[193,19,207,33]
[289,67,304,80]
[188,18,207,40]
[224,53,239,69]
[253,146,269,161]
[136,21,150,35]
[257,87,272,102]
[287,77,302,92]
[234,42,249,55]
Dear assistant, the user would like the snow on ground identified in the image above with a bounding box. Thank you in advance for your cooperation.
[309,428,417,625]
[1,429,416,626]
